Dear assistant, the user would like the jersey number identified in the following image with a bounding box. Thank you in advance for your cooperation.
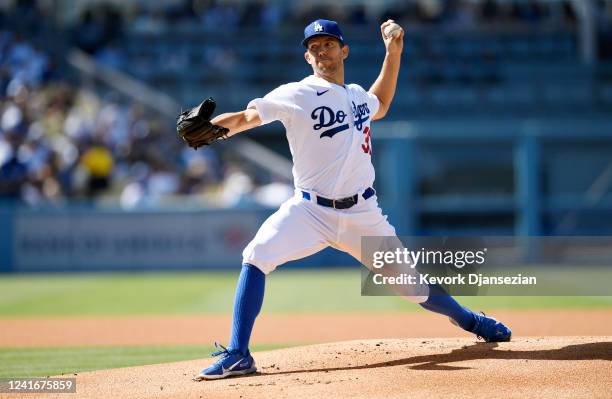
[361,126,372,155]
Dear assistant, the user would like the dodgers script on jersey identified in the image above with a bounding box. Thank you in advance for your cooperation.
[247,75,379,198]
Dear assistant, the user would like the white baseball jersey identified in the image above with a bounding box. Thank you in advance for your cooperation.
[247,75,379,198]
[242,74,428,302]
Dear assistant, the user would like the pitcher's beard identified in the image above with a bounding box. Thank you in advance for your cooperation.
[315,62,339,77]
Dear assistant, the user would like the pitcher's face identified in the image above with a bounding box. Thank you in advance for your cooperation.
[304,36,348,77]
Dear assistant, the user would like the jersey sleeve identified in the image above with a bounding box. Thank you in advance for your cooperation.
[365,90,380,118]
[247,84,297,126]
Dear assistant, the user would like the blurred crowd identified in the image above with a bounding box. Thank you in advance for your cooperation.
[0,31,292,208]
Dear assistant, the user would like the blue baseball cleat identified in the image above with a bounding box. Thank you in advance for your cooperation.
[469,312,512,342]
[194,342,257,381]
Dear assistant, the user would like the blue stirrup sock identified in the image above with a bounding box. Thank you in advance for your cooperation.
[228,263,265,356]
[419,283,476,331]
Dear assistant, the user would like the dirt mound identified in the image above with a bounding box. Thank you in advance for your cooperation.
[27,336,612,399]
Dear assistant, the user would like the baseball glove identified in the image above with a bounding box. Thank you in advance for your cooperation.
[176,98,229,149]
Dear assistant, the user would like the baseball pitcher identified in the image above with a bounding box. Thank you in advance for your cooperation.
[177,19,512,381]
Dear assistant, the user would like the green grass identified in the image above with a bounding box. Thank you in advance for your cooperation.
[0,344,285,378]
[0,269,611,317]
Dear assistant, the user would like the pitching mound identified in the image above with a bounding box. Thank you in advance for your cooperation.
[31,336,611,399]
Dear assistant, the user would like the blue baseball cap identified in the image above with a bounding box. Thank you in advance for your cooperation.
[302,19,345,47]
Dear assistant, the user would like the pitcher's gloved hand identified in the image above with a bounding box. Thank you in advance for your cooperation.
[176,98,228,149]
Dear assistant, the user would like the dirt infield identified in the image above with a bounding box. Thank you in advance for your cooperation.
[1,309,611,347]
[1,310,611,398]
[6,336,609,399]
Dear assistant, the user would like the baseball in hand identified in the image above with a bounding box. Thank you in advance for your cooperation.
[384,22,402,39]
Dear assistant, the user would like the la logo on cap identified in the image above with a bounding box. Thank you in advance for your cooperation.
[314,22,323,32]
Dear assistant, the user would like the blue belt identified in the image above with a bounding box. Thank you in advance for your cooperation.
[301,187,375,209]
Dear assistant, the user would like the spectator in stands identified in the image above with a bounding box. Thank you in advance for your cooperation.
[74,9,106,55]
[74,5,123,55]
[21,132,63,205]
[0,117,27,201]
[3,33,48,88]
[79,136,114,197]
